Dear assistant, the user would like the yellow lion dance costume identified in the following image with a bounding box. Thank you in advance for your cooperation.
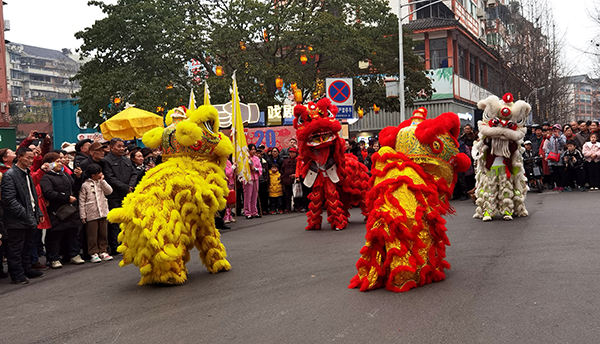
[107,105,233,285]
[349,108,471,292]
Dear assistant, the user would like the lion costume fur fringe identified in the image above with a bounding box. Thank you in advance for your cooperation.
[107,105,233,285]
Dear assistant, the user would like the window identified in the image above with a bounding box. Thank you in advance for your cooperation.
[9,53,20,64]
[581,94,591,103]
[413,41,425,67]
[469,53,477,82]
[429,38,448,68]
[11,86,22,97]
[416,1,453,19]
[458,46,466,77]
[10,69,22,80]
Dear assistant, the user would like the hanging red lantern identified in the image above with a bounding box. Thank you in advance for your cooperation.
[215,66,223,76]
[114,97,121,105]
[300,55,308,65]
[294,88,303,103]
[291,82,297,90]
[239,41,246,51]
[373,104,380,114]
[276,77,283,90]
[358,108,364,118]
[166,83,173,90]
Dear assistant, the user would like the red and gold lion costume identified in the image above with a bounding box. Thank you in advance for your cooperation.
[293,98,369,231]
[349,108,471,292]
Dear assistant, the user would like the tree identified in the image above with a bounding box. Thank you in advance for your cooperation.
[491,0,570,124]
[74,0,432,126]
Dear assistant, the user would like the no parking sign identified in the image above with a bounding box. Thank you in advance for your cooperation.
[326,78,353,119]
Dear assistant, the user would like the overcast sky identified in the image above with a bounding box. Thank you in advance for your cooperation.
[4,0,599,75]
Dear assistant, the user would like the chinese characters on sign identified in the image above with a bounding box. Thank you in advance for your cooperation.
[267,104,295,126]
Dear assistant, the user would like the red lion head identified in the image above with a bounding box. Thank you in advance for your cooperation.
[293,98,344,166]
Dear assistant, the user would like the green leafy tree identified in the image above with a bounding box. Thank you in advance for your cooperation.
[74,0,432,126]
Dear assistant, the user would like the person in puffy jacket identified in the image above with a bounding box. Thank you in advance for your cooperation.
[582,132,600,190]
[243,144,262,219]
[40,152,84,269]
[543,124,566,190]
[560,140,585,192]
[79,163,113,263]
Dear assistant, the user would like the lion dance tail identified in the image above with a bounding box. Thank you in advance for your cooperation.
[349,148,454,292]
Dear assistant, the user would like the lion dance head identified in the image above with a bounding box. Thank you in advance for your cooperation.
[293,98,343,165]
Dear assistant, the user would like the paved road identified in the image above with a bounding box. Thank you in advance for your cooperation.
[1,191,600,344]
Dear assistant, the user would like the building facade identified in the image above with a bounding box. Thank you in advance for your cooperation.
[6,43,81,116]
[565,75,599,123]
[0,1,10,125]
[350,0,523,135]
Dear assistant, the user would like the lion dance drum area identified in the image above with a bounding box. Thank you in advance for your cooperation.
[293,98,369,231]
[107,105,233,285]
[349,108,471,292]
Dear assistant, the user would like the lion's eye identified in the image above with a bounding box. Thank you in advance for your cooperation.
[327,110,335,118]
[297,116,303,125]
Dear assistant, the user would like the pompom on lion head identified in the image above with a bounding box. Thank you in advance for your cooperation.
[142,105,232,161]
[476,93,531,142]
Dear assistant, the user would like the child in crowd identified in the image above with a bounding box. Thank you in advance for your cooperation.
[79,164,114,263]
[522,140,536,179]
[268,164,283,215]
[582,132,600,190]
[561,140,585,192]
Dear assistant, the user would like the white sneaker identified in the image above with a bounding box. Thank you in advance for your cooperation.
[90,254,101,263]
[70,255,85,265]
[50,260,63,269]
[99,252,113,261]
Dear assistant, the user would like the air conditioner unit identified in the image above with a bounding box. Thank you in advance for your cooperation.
[487,0,497,7]
[477,8,486,19]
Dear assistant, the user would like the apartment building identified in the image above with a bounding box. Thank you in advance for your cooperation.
[6,43,81,110]
[351,0,528,134]
[565,75,599,122]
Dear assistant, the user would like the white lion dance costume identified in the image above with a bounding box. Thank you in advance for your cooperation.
[473,93,531,221]
[107,105,233,285]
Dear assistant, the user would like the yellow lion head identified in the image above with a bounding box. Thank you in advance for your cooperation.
[142,105,233,163]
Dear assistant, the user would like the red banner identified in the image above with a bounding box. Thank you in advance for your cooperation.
[222,126,296,150]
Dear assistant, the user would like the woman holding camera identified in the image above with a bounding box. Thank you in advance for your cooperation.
[39,152,84,268]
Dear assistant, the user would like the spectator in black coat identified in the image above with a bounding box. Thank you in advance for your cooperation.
[129,148,147,187]
[74,142,106,194]
[40,152,84,268]
[281,147,299,213]
[1,147,44,284]
[73,139,92,169]
[103,138,138,255]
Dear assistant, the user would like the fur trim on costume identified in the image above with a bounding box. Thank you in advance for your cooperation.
[108,105,232,285]
[349,109,468,293]
[293,98,369,231]
[473,94,530,221]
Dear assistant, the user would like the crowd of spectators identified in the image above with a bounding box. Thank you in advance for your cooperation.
[524,120,600,191]
[239,137,381,220]
[0,131,159,284]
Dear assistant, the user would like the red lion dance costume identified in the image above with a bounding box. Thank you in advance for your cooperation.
[293,98,369,231]
[349,108,471,292]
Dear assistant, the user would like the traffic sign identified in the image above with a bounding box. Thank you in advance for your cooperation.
[326,78,354,119]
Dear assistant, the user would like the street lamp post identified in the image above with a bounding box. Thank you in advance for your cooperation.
[397,0,445,122]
